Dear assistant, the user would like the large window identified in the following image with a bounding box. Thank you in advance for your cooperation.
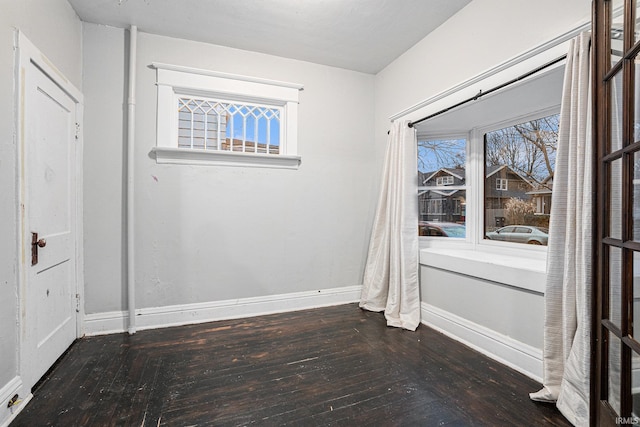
[417,112,559,246]
[417,138,467,237]
[483,113,559,245]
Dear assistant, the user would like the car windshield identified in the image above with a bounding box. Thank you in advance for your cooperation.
[441,226,466,238]
[537,227,549,234]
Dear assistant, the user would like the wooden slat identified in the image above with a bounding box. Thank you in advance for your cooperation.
[11,304,570,426]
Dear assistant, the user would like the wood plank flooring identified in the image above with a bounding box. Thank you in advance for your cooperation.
[11,304,570,426]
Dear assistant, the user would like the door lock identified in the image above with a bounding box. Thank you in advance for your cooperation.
[31,232,46,266]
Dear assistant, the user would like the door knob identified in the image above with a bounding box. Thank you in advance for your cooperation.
[31,232,46,266]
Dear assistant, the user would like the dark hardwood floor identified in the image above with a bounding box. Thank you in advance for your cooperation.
[11,304,570,426]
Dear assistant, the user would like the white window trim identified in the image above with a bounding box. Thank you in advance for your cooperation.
[152,147,302,169]
[420,247,546,293]
[496,178,508,191]
[151,63,303,169]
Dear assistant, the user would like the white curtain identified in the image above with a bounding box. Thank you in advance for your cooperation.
[529,32,592,426]
[359,119,420,331]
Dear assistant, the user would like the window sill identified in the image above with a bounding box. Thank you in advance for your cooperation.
[151,147,301,169]
[420,247,546,294]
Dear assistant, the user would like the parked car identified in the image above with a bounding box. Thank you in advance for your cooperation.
[485,225,549,245]
[419,221,466,238]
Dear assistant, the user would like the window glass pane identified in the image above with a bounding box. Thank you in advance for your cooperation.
[417,139,466,237]
[611,0,624,65]
[635,58,640,144]
[633,349,640,418]
[418,191,467,237]
[609,333,622,415]
[637,1,640,46]
[611,71,624,153]
[177,97,281,154]
[611,158,623,240]
[634,251,640,337]
[611,246,623,329]
[634,152,640,241]
[483,114,558,245]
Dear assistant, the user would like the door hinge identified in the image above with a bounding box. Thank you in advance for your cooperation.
[75,294,81,313]
[75,123,80,141]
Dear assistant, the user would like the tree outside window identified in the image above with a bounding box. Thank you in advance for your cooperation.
[484,113,559,245]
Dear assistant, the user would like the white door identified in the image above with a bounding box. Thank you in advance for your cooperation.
[23,60,78,385]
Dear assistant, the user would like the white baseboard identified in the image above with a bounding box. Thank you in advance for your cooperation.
[0,376,32,427]
[421,302,543,382]
[84,285,362,336]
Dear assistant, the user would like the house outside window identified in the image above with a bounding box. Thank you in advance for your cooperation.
[417,138,467,237]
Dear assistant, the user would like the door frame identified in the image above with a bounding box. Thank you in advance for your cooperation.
[591,0,640,424]
[15,31,85,392]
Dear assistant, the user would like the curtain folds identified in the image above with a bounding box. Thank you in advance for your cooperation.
[529,32,592,427]
[359,119,420,331]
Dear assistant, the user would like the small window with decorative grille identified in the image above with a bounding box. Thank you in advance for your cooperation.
[152,63,303,169]
[177,97,282,154]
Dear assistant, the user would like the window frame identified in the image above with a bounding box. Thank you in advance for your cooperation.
[436,175,455,186]
[416,133,468,237]
[417,105,560,257]
[496,178,508,191]
[151,62,303,169]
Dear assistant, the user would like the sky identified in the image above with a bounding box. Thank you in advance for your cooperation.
[417,139,466,173]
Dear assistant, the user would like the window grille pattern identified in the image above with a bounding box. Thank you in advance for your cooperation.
[496,178,508,191]
[177,97,281,154]
[436,176,454,186]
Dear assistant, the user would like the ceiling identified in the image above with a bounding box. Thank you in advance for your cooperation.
[67,0,471,74]
[414,63,566,135]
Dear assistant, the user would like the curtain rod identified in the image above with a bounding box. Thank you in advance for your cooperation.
[406,54,567,129]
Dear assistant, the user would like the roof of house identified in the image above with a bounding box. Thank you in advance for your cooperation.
[418,189,462,197]
[419,165,551,195]
[421,167,465,184]
[485,164,536,186]
[526,188,553,195]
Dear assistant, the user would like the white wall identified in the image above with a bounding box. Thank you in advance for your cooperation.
[374,0,592,378]
[82,25,377,318]
[421,266,544,348]
[0,0,82,423]
[82,24,127,313]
